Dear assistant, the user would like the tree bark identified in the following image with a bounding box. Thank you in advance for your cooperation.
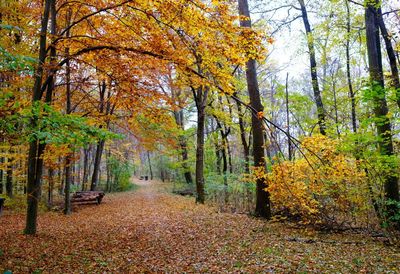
[285,73,293,160]
[298,0,326,135]
[147,151,153,180]
[345,0,357,133]
[377,8,400,109]
[47,168,54,208]
[91,139,105,190]
[6,158,13,198]
[82,147,89,190]
[193,86,208,204]
[90,81,107,191]
[238,0,271,218]
[365,2,399,215]
[235,96,250,173]
[24,0,52,235]
[173,109,193,184]
[64,8,72,215]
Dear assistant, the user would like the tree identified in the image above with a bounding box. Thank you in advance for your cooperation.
[238,0,271,218]
[24,0,53,235]
[298,0,327,135]
[365,0,399,216]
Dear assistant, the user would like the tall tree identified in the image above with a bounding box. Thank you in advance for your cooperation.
[238,0,271,218]
[24,0,53,235]
[345,0,357,133]
[298,0,327,135]
[192,86,208,204]
[365,0,399,216]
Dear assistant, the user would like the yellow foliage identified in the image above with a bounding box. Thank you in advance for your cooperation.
[266,135,370,225]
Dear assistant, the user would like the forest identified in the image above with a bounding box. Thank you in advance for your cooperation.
[1,0,400,272]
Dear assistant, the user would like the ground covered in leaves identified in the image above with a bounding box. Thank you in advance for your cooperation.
[0,179,399,273]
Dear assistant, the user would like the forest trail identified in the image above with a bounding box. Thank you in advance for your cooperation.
[0,179,399,273]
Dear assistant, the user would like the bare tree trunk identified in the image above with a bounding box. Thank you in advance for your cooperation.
[365,2,399,217]
[193,87,208,204]
[47,168,54,208]
[64,8,72,215]
[82,147,89,190]
[238,0,271,218]
[285,73,292,160]
[147,151,153,180]
[90,81,107,191]
[25,0,52,235]
[298,0,326,135]
[235,97,250,173]
[6,158,13,198]
[377,8,400,108]
[91,139,105,190]
[345,0,357,133]
[173,110,193,184]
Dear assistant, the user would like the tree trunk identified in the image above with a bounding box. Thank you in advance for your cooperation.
[173,109,193,184]
[6,158,13,198]
[82,147,89,190]
[64,8,72,215]
[91,139,105,190]
[285,73,293,160]
[377,8,400,109]
[90,81,107,191]
[238,0,271,218]
[345,0,357,133]
[193,87,208,204]
[47,168,54,208]
[365,2,399,215]
[298,0,326,135]
[24,0,52,235]
[147,151,153,180]
[64,156,72,215]
[235,97,250,173]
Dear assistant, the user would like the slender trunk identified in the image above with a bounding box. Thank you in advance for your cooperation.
[227,139,233,174]
[377,8,400,109]
[6,158,13,198]
[174,110,193,184]
[235,98,250,173]
[285,73,292,160]
[47,168,54,207]
[238,0,271,218]
[345,0,357,133]
[64,8,72,215]
[106,149,111,192]
[0,146,3,194]
[213,138,222,175]
[193,87,208,204]
[64,157,72,215]
[147,151,153,180]
[25,0,52,235]
[90,81,107,191]
[91,139,105,190]
[298,0,326,135]
[82,147,89,190]
[365,2,399,215]
[332,76,340,137]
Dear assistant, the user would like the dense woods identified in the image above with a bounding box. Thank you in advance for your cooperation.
[1,0,400,272]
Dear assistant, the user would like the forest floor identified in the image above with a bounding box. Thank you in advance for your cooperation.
[0,179,399,273]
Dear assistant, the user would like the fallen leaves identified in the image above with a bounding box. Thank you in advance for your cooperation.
[0,179,399,273]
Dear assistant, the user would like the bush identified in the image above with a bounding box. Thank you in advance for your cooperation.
[266,135,371,227]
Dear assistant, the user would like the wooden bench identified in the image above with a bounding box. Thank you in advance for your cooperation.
[71,191,105,205]
[0,197,5,215]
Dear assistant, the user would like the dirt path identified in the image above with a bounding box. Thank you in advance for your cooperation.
[0,179,399,273]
